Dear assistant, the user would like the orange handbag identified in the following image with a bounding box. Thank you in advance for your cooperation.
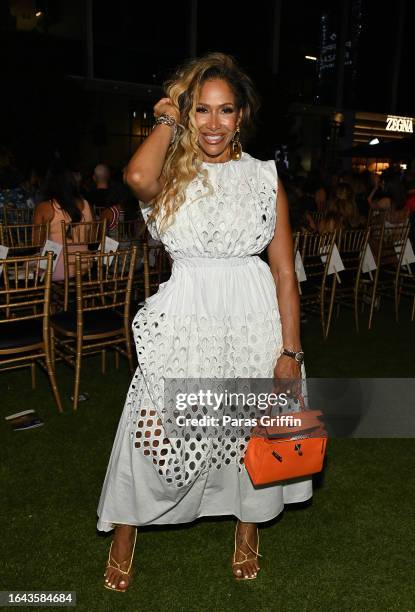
[244,408,328,486]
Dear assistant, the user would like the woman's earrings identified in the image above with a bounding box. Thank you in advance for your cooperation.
[230,127,242,161]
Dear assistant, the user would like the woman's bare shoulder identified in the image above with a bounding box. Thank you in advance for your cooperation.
[36,199,53,211]
[34,200,54,220]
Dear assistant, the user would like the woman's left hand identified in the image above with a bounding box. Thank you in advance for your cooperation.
[274,354,301,380]
[273,354,302,398]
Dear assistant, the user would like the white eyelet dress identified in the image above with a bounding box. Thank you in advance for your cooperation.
[97,152,312,530]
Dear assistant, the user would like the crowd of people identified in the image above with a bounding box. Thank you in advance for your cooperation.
[0,159,139,219]
[2,158,415,237]
[1,154,415,283]
[282,162,415,242]
[0,159,144,279]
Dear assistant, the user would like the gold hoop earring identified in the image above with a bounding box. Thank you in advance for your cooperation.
[230,127,242,161]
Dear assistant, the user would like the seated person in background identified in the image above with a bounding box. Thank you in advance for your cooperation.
[34,161,93,281]
[87,164,112,208]
[99,197,142,238]
[301,177,327,214]
[370,175,408,226]
[285,181,316,233]
[100,203,125,239]
[318,182,364,233]
[87,164,130,211]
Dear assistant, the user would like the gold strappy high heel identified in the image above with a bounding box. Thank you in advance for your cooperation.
[104,529,137,592]
[232,521,262,581]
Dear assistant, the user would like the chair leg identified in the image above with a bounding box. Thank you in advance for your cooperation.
[324,280,337,339]
[50,328,56,364]
[368,287,376,330]
[411,296,415,322]
[31,362,36,389]
[101,349,106,374]
[125,331,134,374]
[73,337,83,411]
[64,282,68,312]
[397,284,402,307]
[324,299,334,340]
[354,290,360,333]
[44,335,63,413]
[115,349,120,370]
[368,270,380,330]
[320,294,326,338]
[394,282,400,323]
[335,303,340,320]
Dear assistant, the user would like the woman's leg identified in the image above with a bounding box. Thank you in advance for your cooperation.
[232,521,260,579]
[104,524,137,590]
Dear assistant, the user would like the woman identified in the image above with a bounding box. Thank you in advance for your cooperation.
[34,161,93,281]
[99,197,141,239]
[368,173,409,226]
[99,202,125,239]
[98,52,311,589]
[318,182,363,233]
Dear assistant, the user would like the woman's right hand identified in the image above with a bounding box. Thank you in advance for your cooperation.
[153,97,180,123]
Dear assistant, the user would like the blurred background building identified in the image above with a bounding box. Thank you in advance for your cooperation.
[1,0,413,173]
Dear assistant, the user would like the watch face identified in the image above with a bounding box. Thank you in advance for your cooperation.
[295,352,304,363]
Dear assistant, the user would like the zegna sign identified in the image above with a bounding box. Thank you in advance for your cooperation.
[386,115,413,133]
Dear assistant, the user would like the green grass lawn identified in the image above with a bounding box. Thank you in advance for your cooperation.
[1,301,415,611]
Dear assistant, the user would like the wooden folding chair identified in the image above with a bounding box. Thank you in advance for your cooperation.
[325,227,371,335]
[311,211,325,225]
[59,219,106,311]
[376,221,410,324]
[396,253,415,321]
[0,252,62,412]
[115,218,146,247]
[297,231,336,337]
[367,208,386,228]
[364,221,410,329]
[0,222,49,257]
[50,246,138,410]
[2,204,33,225]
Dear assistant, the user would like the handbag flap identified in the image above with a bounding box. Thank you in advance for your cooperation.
[264,409,325,438]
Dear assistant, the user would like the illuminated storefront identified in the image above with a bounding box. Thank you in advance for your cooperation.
[351,111,414,173]
[287,103,415,173]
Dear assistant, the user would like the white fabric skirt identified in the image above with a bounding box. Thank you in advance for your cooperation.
[97,256,312,530]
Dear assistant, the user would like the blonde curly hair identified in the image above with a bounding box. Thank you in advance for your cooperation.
[148,52,260,233]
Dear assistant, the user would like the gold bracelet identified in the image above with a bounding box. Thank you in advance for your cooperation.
[153,113,177,143]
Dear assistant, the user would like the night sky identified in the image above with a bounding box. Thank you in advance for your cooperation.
[1,0,414,167]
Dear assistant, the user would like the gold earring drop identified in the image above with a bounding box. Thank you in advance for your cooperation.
[230,127,242,161]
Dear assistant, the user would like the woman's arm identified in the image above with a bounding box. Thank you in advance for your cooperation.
[33,201,53,244]
[99,207,114,231]
[33,201,53,225]
[124,97,180,203]
[267,182,302,379]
